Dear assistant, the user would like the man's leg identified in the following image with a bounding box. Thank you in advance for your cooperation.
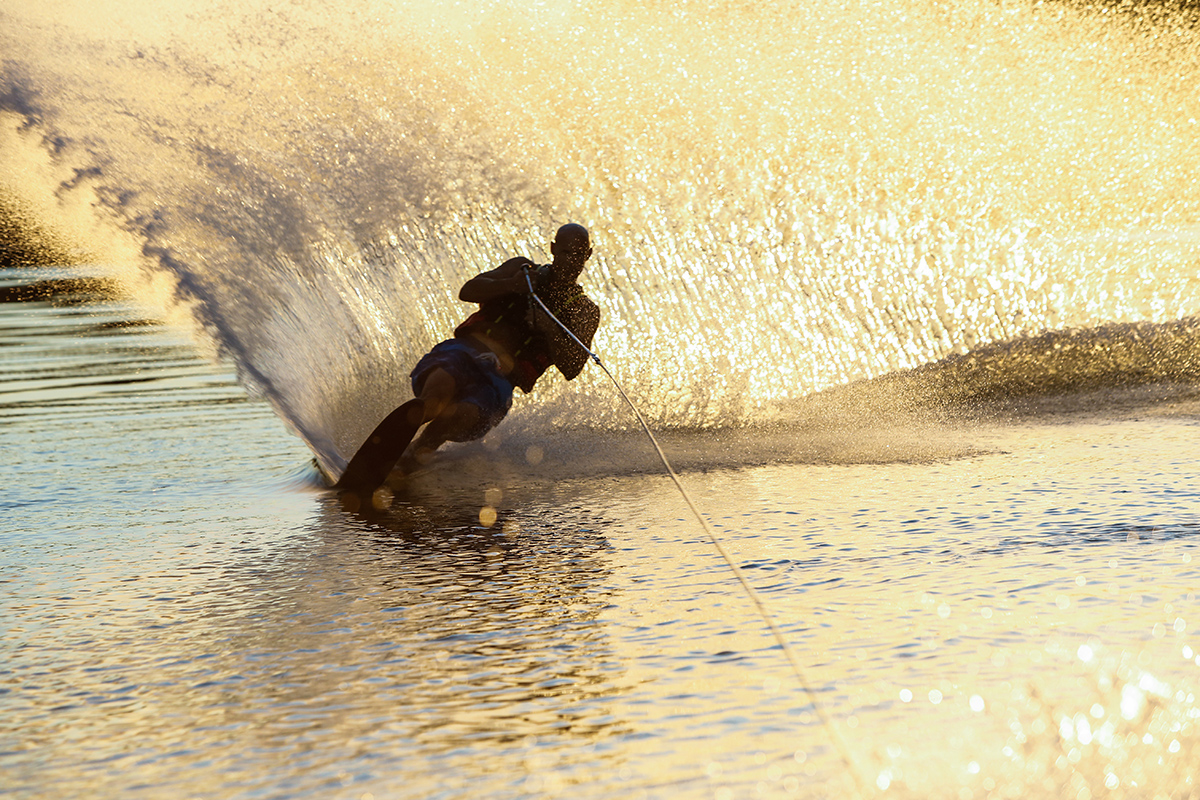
[402,367,482,469]
[414,366,456,422]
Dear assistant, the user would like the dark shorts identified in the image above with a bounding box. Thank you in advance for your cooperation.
[410,338,514,442]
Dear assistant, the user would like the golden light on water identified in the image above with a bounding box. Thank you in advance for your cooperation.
[4,1,1200,797]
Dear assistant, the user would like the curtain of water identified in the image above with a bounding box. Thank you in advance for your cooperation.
[2,0,1198,475]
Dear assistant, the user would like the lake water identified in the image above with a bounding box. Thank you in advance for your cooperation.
[3,0,1200,797]
[4,274,1200,799]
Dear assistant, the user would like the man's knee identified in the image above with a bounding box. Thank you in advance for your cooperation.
[403,401,482,468]
[450,401,480,432]
[416,367,457,420]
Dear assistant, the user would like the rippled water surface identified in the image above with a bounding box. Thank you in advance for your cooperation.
[4,0,1199,795]
[4,276,1200,800]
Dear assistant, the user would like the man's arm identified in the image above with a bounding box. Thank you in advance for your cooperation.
[458,257,534,304]
[535,296,600,380]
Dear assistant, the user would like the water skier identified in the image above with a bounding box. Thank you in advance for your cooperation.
[335,223,601,493]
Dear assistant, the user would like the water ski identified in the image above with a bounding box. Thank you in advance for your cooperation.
[335,399,425,493]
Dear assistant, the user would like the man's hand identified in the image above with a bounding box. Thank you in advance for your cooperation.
[524,263,552,292]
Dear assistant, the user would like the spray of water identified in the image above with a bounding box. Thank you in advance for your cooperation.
[2,0,1198,477]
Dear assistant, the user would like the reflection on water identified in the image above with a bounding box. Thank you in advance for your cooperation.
[6,499,625,800]
[4,272,1200,799]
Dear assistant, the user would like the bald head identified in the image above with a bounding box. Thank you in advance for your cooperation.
[549,223,593,280]
[554,223,590,250]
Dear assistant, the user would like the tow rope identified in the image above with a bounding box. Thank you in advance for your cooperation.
[524,268,871,796]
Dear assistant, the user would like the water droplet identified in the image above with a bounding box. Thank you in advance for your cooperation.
[1076,716,1093,745]
[1060,717,1075,741]
[970,694,985,712]
[929,689,943,704]
[371,486,393,510]
[899,689,913,702]
[1121,685,1144,720]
